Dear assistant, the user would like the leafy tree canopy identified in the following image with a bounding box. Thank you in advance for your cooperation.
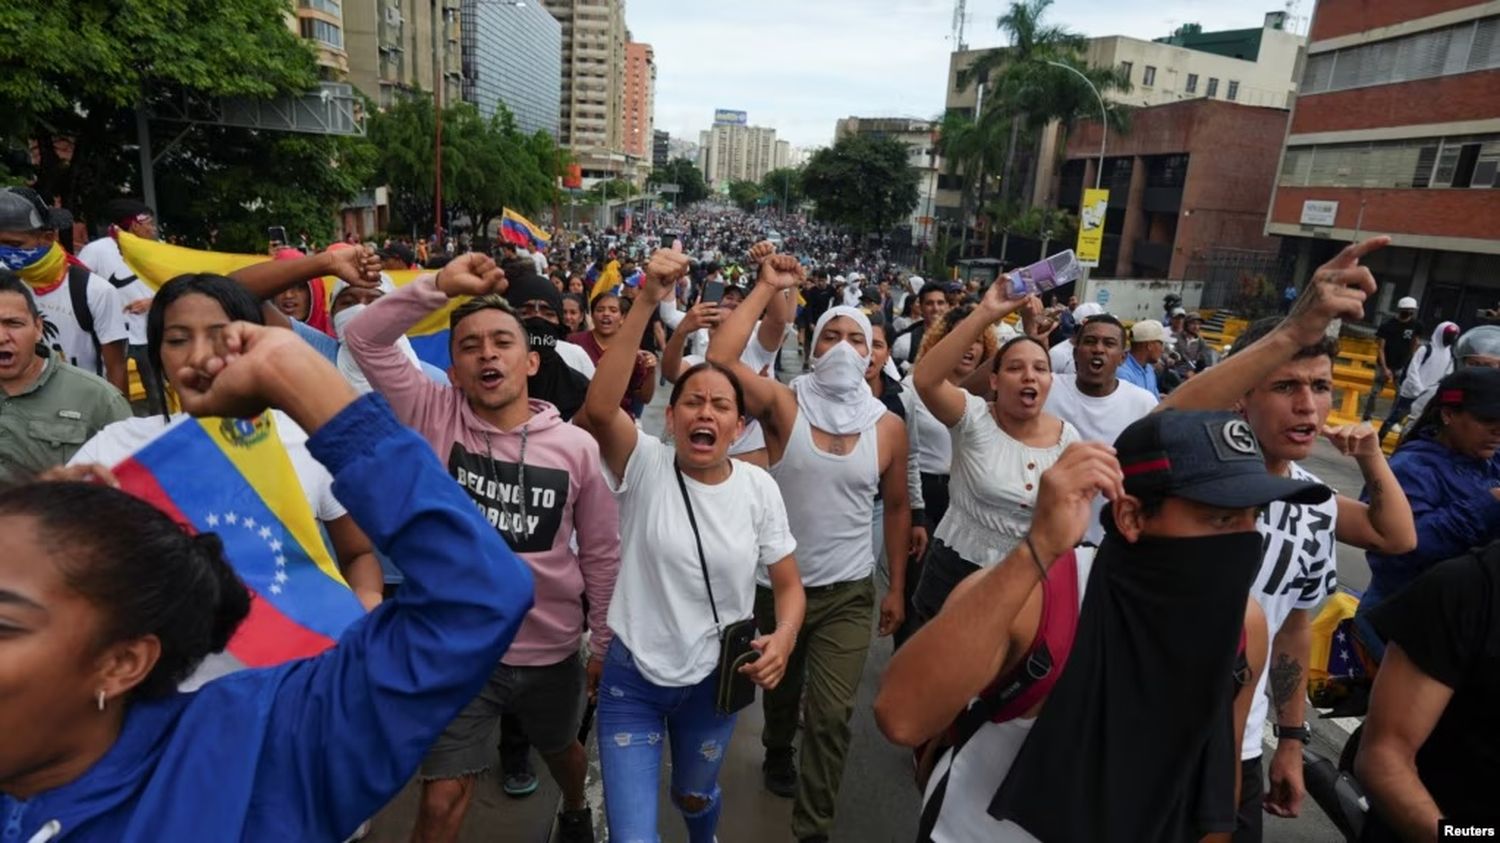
[801,135,920,235]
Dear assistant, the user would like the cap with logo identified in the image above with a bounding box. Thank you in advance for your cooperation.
[1131,319,1166,344]
[1434,367,1500,421]
[1397,296,1418,311]
[1114,410,1331,508]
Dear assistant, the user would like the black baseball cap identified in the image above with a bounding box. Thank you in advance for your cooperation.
[1114,410,1331,508]
[1434,367,1500,421]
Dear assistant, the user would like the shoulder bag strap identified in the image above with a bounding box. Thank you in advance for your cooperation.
[674,461,723,637]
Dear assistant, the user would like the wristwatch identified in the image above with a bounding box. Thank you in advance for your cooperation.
[1273,723,1312,744]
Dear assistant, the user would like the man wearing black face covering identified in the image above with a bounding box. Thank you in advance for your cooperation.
[877,410,1331,843]
[502,262,595,421]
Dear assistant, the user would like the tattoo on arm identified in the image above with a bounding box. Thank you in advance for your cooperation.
[1368,479,1383,512]
[1268,653,1304,721]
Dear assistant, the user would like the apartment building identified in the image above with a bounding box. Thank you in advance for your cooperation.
[344,0,462,108]
[1267,0,1500,327]
[623,41,655,159]
[544,0,631,182]
[460,0,562,136]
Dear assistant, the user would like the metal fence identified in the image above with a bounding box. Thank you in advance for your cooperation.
[1185,248,1297,320]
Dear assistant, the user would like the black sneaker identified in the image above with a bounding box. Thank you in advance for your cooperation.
[763,747,797,798]
[558,806,595,843]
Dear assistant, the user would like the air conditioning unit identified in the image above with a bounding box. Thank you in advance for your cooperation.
[385,6,403,25]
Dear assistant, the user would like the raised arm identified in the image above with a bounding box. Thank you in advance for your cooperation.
[1322,424,1416,554]
[914,282,1029,427]
[575,248,690,479]
[1160,238,1387,412]
[875,442,1124,746]
[230,246,382,329]
[172,322,535,841]
[661,301,718,382]
[706,249,799,439]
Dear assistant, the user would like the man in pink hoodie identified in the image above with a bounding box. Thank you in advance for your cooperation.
[344,253,619,843]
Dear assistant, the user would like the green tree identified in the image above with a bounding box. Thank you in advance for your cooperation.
[727,180,763,213]
[801,135,920,236]
[648,157,708,205]
[589,178,638,201]
[759,168,804,212]
[962,0,1130,209]
[0,0,321,222]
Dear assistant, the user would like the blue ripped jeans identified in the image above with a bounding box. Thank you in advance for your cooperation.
[596,638,739,843]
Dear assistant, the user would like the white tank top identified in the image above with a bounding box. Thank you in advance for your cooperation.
[766,410,880,587]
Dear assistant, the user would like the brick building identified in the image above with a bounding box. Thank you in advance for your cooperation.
[1059,98,1289,279]
[1266,0,1500,327]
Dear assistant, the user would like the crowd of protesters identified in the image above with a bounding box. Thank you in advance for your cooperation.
[0,185,1496,843]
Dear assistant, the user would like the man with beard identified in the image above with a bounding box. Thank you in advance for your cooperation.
[1043,314,1158,545]
[343,254,619,843]
[878,411,1322,842]
[1161,237,1417,842]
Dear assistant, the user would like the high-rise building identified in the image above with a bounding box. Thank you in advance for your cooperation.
[653,130,671,169]
[835,117,942,243]
[543,0,631,182]
[623,41,655,158]
[344,0,462,109]
[459,0,562,136]
[292,0,349,78]
[698,115,781,187]
[774,140,791,170]
[1267,0,1500,327]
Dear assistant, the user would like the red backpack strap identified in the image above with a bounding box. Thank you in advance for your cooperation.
[987,549,1081,723]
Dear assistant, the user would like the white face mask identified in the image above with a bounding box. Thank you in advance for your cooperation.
[811,340,869,396]
[332,303,364,341]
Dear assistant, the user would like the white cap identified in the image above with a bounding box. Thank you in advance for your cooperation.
[1131,319,1166,343]
[1073,302,1105,320]
[1170,307,1187,317]
[1397,296,1418,310]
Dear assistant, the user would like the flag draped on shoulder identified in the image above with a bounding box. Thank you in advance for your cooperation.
[112,413,365,668]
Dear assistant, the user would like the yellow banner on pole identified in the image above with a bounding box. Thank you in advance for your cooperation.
[1076,188,1109,268]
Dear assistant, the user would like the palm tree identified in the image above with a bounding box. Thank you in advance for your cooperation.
[962,0,1131,211]
[937,107,1011,258]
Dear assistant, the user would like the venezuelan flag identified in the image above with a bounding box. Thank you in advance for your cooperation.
[500,208,551,251]
[112,413,364,667]
[115,233,458,371]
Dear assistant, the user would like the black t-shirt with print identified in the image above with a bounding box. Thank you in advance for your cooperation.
[1376,317,1424,372]
[1369,545,1500,824]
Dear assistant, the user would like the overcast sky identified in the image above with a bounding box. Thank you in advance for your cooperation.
[626,0,1303,148]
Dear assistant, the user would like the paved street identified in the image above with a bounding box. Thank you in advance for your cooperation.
[368,335,1367,842]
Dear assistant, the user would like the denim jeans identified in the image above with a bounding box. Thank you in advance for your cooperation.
[596,638,739,843]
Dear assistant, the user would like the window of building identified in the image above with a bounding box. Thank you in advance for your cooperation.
[1185,73,1198,93]
[1205,77,1219,97]
[1279,134,1500,189]
[299,0,340,13]
[1146,154,1189,188]
[1142,65,1156,86]
[1301,16,1500,95]
[300,18,342,48]
[1227,80,1239,101]
[1119,60,1133,80]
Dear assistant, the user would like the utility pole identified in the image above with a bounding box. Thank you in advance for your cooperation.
[432,0,444,248]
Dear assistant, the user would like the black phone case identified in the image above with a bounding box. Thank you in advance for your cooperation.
[716,618,759,715]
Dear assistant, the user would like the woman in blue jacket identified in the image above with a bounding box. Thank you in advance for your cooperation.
[0,289,535,842]
[1359,366,1500,658]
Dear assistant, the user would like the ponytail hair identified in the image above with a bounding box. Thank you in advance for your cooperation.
[0,482,251,698]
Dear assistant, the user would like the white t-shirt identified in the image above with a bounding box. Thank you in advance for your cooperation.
[1049,340,1075,374]
[69,411,347,524]
[35,268,128,376]
[921,548,1095,842]
[77,237,152,346]
[1043,375,1158,545]
[603,434,796,687]
[556,340,596,379]
[901,374,952,475]
[935,393,1079,567]
[682,332,779,456]
[1243,461,1339,760]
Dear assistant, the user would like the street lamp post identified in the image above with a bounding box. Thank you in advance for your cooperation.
[1044,60,1106,190]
